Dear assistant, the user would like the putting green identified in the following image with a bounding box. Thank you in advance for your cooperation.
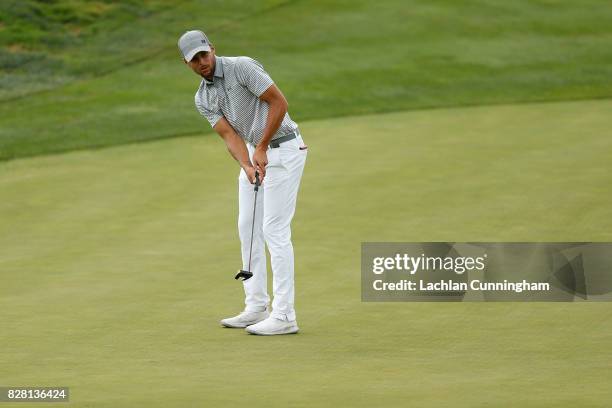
[1,99,611,407]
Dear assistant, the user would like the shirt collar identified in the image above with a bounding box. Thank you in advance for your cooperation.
[203,57,224,85]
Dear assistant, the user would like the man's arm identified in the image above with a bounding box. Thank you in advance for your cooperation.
[213,117,258,184]
[252,84,289,177]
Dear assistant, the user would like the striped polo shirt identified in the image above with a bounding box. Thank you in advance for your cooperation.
[194,56,298,146]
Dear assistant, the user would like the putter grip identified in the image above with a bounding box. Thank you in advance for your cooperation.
[254,171,261,191]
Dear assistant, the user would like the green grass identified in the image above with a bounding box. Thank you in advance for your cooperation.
[1,99,611,407]
[0,0,283,99]
[2,2,612,405]
[2,0,612,160]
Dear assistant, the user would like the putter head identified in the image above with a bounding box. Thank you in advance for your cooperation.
[235,269,253,281]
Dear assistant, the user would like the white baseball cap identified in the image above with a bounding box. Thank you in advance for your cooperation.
[178,30,212,61]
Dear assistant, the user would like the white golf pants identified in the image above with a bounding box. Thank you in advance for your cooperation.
[238,134,307,321]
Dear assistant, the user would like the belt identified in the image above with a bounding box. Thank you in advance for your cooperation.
[269,130,299,148]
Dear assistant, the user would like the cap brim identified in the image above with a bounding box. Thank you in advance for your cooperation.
[184,45,211,61]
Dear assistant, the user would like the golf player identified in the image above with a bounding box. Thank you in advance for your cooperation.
[178,30,307,335]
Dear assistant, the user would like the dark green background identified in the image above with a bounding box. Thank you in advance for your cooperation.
[1,0,612,160]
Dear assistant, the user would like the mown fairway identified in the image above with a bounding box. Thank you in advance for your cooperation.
[1,99,611,407]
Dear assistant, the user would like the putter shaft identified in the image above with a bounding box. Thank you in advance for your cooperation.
[235,171,260,281]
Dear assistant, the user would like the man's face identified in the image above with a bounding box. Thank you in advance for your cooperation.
[185,48,216,80]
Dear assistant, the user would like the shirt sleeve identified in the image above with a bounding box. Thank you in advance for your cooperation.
[234,56,274,97]
[195,95,223,128]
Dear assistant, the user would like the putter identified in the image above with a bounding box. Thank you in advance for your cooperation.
[235,171,261,281]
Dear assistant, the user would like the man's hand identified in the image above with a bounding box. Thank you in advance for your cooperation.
[253,146,268,179]
[244,165,260,185]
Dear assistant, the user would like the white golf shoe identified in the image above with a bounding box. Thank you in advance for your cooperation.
[245,316,299,335]
[220,309,269,328]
